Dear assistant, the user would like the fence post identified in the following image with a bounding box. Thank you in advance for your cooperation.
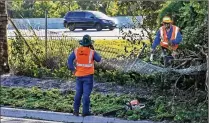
[45,9,48,60]
[207,1,209,121]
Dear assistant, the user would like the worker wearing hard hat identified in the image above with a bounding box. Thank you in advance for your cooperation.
[68,34,101,117]
[150,16,182,63]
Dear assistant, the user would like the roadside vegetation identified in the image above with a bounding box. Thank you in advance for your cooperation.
[0,86,207,122]
[8,38,149,79]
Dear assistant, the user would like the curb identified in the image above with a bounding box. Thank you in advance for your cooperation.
[1,107,158,123]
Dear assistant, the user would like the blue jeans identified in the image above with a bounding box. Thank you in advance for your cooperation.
[73,74,93,114]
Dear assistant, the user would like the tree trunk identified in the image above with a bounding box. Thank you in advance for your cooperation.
[0,1,9,74]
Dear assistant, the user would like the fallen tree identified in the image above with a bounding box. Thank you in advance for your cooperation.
[97,59,207,75]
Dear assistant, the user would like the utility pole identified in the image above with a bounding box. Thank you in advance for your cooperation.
[45,9,48,60]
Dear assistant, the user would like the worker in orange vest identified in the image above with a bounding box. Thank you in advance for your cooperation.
[150,16,182,64]
[68,35,101,116]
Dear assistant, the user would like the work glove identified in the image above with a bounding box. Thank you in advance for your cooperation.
[150,53,154,62]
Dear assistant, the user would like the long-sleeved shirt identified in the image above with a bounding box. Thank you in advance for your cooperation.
[152,26,182,50]
[67,50,101,72]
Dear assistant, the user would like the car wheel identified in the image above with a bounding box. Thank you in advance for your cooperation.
[82,28,87,31]
[95,24,102,31]
[69,23,75,31]
[109,27,115,31]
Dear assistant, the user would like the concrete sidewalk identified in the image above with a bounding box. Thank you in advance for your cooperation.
[1,107,159,123]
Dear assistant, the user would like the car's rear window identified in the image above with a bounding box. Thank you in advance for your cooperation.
[85,12,94,18]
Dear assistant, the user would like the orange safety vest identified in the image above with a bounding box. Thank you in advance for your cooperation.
[74,47,94,77]
[160,25,179,50]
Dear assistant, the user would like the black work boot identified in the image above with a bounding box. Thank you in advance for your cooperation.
[73,112,79,116]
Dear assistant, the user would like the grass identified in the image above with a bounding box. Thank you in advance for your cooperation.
[0,86,207,122]
[0,86,136,119]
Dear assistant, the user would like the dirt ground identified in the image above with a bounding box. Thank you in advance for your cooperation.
[0,74,152,98]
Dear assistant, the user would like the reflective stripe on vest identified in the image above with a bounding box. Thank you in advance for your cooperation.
[174,26,178,39]
[76,63,93,67]
[89,49,93,64]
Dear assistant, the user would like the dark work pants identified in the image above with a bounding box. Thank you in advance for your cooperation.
[73,74,93,114]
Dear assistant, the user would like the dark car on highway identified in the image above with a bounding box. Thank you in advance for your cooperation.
[63,10,117,31]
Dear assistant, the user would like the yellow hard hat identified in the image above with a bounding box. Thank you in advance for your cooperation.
[162,16,172,23]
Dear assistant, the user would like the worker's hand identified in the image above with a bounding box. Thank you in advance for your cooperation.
[150,53,154,62]
[71,70,76,75]
[168,40,175,46]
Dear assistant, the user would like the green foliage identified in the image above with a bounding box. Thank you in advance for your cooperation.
[179,1,208,51]
[9,35,25,71]
[8,1,117,18]
[0,85,207,122]
[181,23,207,50]
[9,0,164,20]
[9,1,80,18]
[157,1,183,26]
[0,87,129,117]
[8,37,77,78]
[105,1,118,16]
[9,38,153,85]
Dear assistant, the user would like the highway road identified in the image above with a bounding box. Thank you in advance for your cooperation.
[7,28,147,40]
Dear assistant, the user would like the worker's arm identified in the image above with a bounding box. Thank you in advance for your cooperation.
[171,31,182,44]
[67,51,76,72]
[150,30,161,61]
[151,30,161,50]
[93,51,101,62]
